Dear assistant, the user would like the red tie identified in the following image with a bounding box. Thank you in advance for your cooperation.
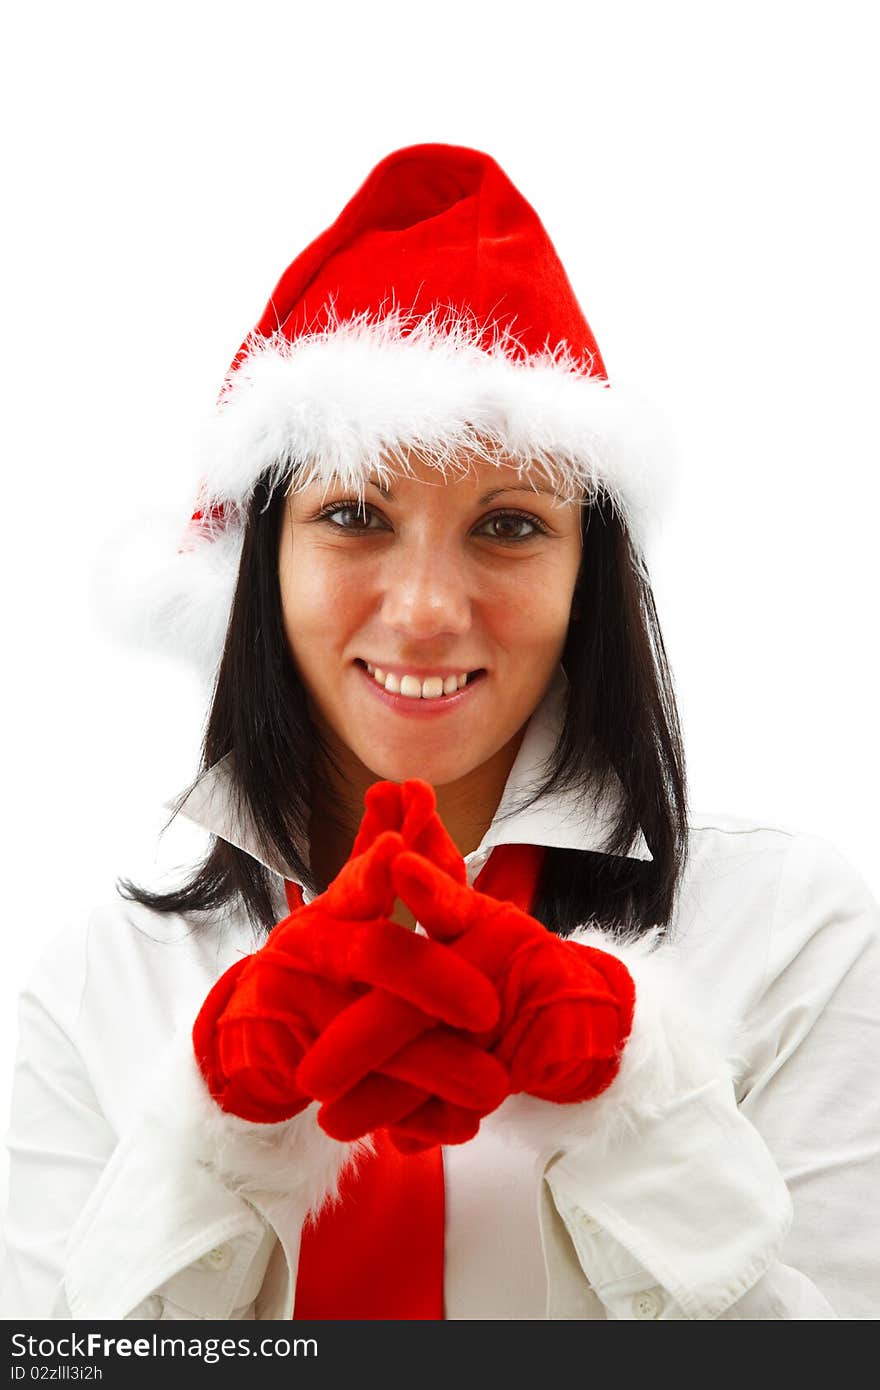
[291,842,546,1320]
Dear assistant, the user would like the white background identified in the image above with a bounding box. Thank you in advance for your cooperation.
[1,1,877,1220]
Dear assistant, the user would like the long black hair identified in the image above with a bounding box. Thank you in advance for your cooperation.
[117,472,689,939]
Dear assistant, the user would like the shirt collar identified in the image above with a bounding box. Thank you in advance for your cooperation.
[164,665,653,881]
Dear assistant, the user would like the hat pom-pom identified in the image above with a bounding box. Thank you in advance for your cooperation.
[88,507,242,690]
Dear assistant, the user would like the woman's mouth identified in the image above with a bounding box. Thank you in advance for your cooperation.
[353,659,487,716]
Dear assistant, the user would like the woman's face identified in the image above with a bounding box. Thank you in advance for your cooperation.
[278,452,583,788]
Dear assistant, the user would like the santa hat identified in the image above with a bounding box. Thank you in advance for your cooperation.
[94,143,673,683]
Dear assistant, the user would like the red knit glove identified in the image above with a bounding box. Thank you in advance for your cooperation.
[390,848,636,1104]
[192,827,507,1128]
[299,782,635,1152]
[294,778,507,1148]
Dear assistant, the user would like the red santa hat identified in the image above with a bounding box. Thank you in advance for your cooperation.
[95,143,673,681]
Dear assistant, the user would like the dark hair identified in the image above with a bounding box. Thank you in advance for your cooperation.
[117,472,689,940]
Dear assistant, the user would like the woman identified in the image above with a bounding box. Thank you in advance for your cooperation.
[2,144,878,1321]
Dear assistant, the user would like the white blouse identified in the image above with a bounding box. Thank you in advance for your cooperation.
[2,670,879,1320]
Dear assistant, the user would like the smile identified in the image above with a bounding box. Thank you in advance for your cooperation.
[354,659,487,715]
[364,661,472,698]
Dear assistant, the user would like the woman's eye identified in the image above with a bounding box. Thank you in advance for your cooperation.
[314,502,546,542]
[318,502,385,531]
[477,511,546,542]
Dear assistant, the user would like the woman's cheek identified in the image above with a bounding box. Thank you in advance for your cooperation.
[491,570,574,647]
[287,550,366,628]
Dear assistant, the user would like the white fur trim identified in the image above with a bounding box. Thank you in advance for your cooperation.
[89,506,243,688]
[173,1026,371,1216]
[90,309,674,684]
[201,309,673,541]
[484,926,746,1160]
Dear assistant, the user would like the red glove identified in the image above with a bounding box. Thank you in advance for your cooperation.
[192,827,508,1129]
[390,846,636,1104]
[299,782,636,1152]
[294,778,506,1148]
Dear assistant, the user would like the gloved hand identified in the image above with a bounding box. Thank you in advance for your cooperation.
[390,845,637,1104]
[293,777,506,1148]
[192,826,508,1129]
[298,781,636,1152]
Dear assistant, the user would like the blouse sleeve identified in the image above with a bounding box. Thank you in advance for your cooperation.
[485,833,880,1319]
[0,916,364,1321]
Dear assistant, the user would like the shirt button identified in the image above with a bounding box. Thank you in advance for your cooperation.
[632,1291,662,1319]
[200,1244,233,1271]
[574,1208,602,1235]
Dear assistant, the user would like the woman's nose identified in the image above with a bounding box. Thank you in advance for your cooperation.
[378,542,472,640]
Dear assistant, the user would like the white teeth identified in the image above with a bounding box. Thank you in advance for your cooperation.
[363,663,474,698]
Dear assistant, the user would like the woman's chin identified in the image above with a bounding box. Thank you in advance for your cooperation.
[360,747,477,789]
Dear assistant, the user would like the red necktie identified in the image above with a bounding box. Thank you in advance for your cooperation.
[291,842,546,1319]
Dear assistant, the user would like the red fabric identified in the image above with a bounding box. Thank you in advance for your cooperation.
[188,144,608,537]
[473,840,547,909]
[294,783,631,1139]
[191,828,502,1127]
[294,782,522,1150]
[237,144,605,374]
[292,1129,445,1321]
[387,845,636,1104]
[193,776,636,1319]
[296,782,635,1145]
[291,835,545,1322]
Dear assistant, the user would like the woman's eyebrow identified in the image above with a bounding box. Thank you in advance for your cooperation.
[366,476,394,497]
[366,477,561,504]
[477,484,560,504]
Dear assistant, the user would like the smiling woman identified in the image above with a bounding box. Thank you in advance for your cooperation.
[279,454,585,932]
[280,455,583,865]
[2,143,878,1324]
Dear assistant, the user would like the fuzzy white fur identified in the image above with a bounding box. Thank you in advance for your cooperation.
[171,1028,373,1219]
[200,309,673,534]
[90,309,675,686]
[176,929,742,1198]
[89,506,243,686]
[484,925,747,1161]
